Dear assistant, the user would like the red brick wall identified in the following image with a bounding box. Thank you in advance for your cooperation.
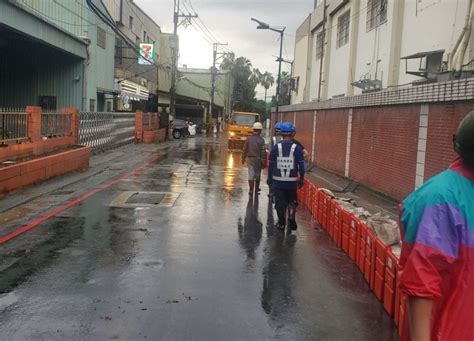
[349,105,419,201]
[295,111,315,158]
[315,109,349,175]
[424,101,474,180]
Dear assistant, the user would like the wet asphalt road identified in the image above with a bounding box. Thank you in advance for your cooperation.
[0,136,397,340]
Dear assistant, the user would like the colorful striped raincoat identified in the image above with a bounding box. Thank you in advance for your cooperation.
[399,158,474,341]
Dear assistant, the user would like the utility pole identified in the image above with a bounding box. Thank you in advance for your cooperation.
[210,42,228,125]
[170,0,197,122]
[275,29,285,118]
[317,0,327,102]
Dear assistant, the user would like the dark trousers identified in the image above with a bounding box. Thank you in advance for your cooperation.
[273,187,298,223]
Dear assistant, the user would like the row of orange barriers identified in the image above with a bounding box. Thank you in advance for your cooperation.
[298,180,407,334]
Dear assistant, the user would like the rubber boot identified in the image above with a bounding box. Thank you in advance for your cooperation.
[288,205,297,231]
[255,179,261,195]
[248,180,255,195]
[276,207,286,230]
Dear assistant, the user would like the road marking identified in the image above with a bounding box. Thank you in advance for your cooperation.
[0,151,166,245]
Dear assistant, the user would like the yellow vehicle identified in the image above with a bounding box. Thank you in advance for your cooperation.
[227,111,261,150]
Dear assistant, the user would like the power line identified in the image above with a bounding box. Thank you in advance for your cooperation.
[182,0,233,54]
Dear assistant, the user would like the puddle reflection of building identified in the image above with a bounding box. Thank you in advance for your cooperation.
[237,196,263,271]
[261,217,297,325]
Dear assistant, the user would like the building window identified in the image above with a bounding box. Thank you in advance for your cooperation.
[337,10,350,48]
[89,99,95,112]
[367,0,387,31]
[97,27,106,49]
[106,101,112,112]
[315,31,324,60]
[129,16,134,30]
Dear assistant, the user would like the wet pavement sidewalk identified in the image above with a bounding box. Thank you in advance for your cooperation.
[0,136,397,340]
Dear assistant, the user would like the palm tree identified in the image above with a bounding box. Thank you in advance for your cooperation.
[260,72,275,116]
[250,68,263,87]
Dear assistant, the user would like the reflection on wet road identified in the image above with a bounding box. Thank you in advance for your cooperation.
[0,137,397,340]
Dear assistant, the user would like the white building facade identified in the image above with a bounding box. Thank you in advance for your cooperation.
[292,0,474,104]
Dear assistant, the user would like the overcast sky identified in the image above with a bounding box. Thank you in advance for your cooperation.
[135,0,314,99]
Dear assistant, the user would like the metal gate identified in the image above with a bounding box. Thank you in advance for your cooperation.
[79,112,135,153]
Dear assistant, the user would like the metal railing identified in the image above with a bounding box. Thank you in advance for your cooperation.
[79,112,135,153]
[41,112,72,138]
[0,108,28,145]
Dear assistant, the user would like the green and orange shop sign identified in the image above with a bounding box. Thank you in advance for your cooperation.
[119,80,149,101]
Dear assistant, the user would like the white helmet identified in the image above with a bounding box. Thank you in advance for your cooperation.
[253,122,263,130]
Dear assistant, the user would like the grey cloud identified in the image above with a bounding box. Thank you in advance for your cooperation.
[136,0,312,97]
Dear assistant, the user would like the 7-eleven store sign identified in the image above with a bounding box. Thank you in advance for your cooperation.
[120,80,149,101]
[138,42,155,65]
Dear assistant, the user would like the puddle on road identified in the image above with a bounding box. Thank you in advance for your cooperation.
[0,217,84,294]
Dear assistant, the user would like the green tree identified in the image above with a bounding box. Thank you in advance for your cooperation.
[260,72,274,119]
[221,55,259,112]
[271,71,291,107]
[260,72,274,105]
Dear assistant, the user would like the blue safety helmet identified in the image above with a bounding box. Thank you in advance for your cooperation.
[279,121,296,135]
[275,122,282,133]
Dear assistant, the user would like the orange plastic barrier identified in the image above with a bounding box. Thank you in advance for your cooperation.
[394,271,408,334]
[341,210,351,254]
[383,250,399,317]
[348,217,359,261]
[364,228,376,289]
[318,192,330,230]
[374,238,389,301]
[311,186,319,218]
[297,178,405,332]
[329,201,342,246]
[357,223,368,273]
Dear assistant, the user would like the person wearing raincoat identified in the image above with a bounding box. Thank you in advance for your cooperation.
[398,111,474,341]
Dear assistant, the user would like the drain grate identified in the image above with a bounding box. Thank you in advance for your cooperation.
[110,191,180,208]
[126,192,166,205]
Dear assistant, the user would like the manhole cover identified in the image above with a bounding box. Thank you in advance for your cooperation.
[110,191,180,208]
[126,193,166,205]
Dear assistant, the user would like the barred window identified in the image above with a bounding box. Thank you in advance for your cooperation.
[97,27,106,49]
[89,99,96,112]
[367,0,387,31]
[337,11,350,48]
[315,31,324,60]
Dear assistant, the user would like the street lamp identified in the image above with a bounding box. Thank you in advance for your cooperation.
[251,18,286,119]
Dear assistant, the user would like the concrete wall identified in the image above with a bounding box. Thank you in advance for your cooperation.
[3,0,114,111]
[327,2,352,98]
[292,15,311,104]
[85,3,115,111]
[352,0,396,94]
[0,1,86,108]
[398,0,470,85]
[294,0,473,104]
